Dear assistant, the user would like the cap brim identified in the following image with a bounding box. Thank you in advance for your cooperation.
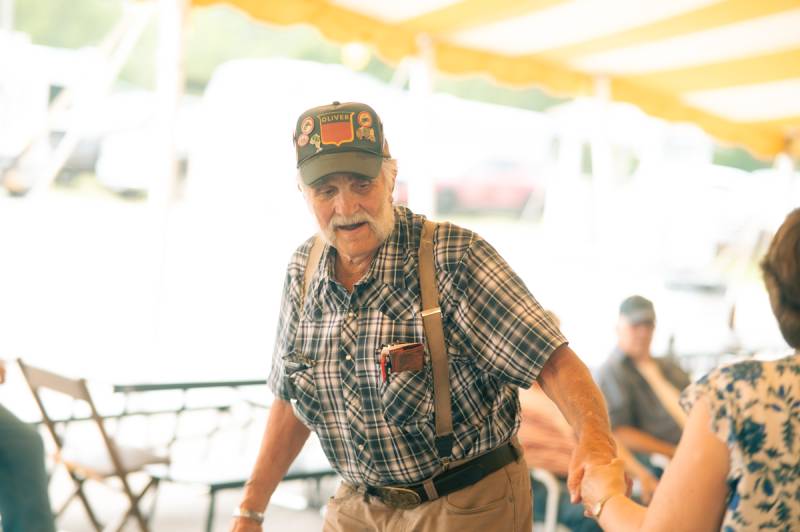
[299,151,382,186]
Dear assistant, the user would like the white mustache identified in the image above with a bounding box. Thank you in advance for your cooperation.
[329,212,375,230]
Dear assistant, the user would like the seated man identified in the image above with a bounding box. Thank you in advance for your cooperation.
[597,296,691,468]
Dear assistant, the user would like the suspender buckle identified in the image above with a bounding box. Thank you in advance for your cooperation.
[435,434,454,461]
[421,307,441,317]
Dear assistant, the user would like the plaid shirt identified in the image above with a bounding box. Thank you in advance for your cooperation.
[268,206,566,486]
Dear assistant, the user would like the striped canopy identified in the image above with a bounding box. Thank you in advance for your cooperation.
[192,0,800,160]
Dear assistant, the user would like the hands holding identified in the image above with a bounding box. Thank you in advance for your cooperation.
[579,458,628,520]
[566,429,618,503]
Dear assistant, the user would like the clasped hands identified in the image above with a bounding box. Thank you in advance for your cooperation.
[567,439,630,520]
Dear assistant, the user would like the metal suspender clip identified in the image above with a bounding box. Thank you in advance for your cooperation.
[435,434,454,463]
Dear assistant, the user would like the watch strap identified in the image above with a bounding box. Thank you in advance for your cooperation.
[233,506,265,524]
[593,492,623,519]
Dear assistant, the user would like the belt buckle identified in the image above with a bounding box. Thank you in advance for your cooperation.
[377,487,422,509]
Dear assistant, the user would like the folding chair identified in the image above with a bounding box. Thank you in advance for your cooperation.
[531,468,560,532]
[17,359,169,532]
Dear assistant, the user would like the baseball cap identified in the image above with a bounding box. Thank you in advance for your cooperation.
[293,101,389,186]
[619,295,656,325]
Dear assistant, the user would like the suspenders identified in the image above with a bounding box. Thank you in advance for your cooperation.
[418,220,454,461]
[302,220,454,462]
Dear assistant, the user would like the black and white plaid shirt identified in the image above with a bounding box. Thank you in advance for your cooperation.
[268,206,566,486]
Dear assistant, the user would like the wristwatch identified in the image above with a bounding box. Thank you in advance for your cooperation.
[592,492,622,519]
[233,506,265,524]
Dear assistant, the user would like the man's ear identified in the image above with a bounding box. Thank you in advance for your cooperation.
[385,173,397,200]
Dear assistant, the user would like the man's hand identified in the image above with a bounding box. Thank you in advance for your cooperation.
[567,429,617,503]
[228,399,310,532]
[578,458,628,517]
[0,360,6,384]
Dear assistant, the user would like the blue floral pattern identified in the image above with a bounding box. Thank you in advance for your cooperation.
[680,353,800,531]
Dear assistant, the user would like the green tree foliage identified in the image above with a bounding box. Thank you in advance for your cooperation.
[14,0,120,48]
[713,146,772,172]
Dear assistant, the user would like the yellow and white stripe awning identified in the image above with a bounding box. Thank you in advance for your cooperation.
[191,0,800,159]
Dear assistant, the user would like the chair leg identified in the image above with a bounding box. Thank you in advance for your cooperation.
[131,478,158,532]
[146,479,160,526]
[54,486,79,518]
[112,477,159,532]
[70,475,104,531]
[206,489,217,532]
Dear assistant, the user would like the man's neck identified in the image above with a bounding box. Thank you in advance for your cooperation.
[335,252,375,292]
[624,349,652,364]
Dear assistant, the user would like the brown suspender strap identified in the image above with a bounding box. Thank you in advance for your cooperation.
[303,236,324,306]
[419,220,454,461]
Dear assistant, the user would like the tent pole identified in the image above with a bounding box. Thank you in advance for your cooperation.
[406,34,436,217]
[1,0,13,31]
[590,75,612,245]
[148,0,187,346]
[150,0,187,206]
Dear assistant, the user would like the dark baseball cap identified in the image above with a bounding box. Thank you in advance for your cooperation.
[293,101,389,186]
[619,295,656,324]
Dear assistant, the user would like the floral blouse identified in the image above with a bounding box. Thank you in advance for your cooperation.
[680,353,800,532]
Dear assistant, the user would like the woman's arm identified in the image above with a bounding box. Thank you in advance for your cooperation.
[583,397,730,531]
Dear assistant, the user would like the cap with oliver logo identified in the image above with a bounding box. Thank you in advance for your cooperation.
[294,101,390,186]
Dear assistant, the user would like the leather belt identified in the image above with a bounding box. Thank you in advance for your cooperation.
[361,442,519,510]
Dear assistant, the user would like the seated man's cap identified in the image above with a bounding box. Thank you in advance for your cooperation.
[619,295,656,324]
[294,101,389,186]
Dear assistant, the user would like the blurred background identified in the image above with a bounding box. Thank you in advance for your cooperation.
[0,0,798,528]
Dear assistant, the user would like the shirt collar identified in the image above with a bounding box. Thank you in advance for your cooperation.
[361,205,416,291]
[303,206,419,313]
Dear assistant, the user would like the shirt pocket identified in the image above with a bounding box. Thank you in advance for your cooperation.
[381,363,433,428]
[284,357,321,429]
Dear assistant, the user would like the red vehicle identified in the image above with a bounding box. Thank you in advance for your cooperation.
[395,159,544,218]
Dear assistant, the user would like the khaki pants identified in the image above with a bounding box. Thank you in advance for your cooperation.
[323,451,532,532]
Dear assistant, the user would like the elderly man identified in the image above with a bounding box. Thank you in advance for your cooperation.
[231,102,616,531]
[597,296,691,461]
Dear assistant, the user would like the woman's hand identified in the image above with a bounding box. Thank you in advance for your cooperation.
[580,458,628,514]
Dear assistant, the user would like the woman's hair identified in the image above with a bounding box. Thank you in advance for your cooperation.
[761,208,800,348]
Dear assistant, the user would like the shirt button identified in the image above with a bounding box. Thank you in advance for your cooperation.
[345,354,352,361]
[348,311,356,319]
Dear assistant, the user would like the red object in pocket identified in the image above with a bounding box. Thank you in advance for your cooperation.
[380,348,392,383]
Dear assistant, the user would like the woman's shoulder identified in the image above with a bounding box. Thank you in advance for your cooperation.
[680,354,795,425]
[695,352,797,393]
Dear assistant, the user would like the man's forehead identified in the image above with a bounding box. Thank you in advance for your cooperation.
[311,172,377,188]
[620,316,655,328]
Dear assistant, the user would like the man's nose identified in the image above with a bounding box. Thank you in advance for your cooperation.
[334,190,359,216]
